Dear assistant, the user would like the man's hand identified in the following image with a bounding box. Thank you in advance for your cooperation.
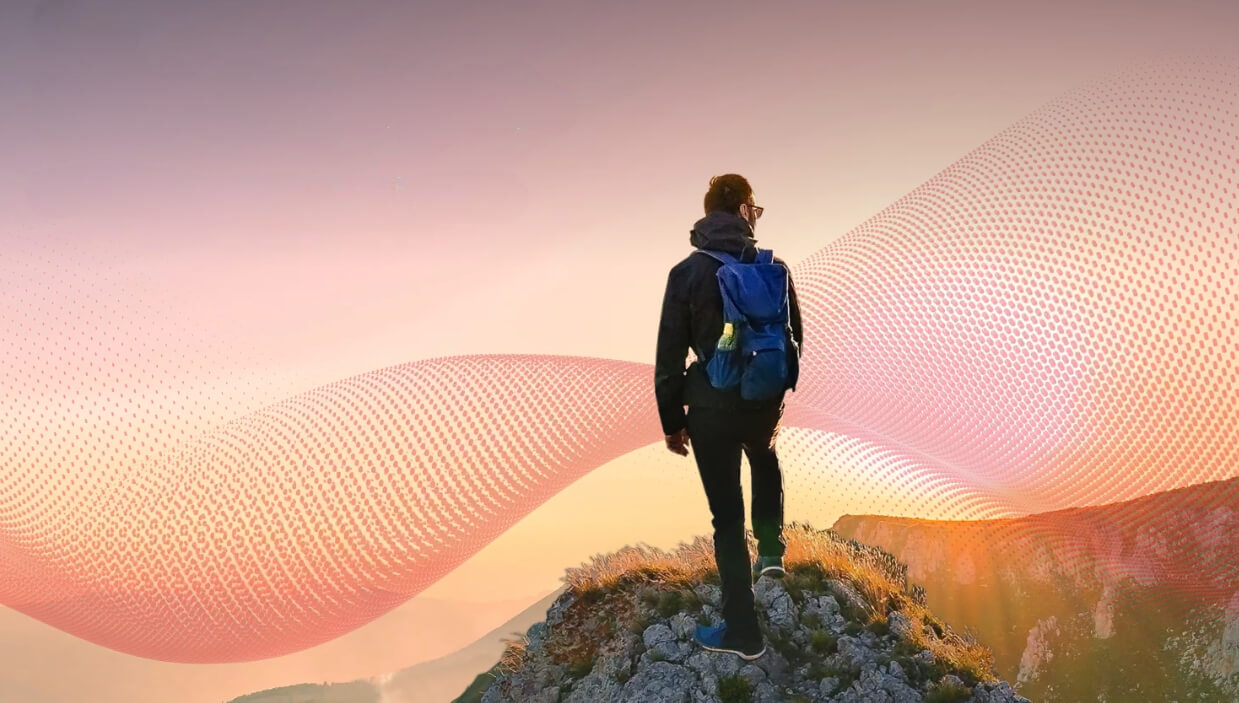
[664,428,691,456]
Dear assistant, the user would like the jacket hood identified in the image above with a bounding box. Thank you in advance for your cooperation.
[689,210,758,256]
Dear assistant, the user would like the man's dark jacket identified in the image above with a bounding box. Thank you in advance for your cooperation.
[654,210,804,436]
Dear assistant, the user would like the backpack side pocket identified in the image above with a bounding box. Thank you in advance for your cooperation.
[705,320,744,390]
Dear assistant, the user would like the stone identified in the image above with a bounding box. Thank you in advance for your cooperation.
[887,610,915,641]
[837,634,876,670]
[685,650,713,677]
[710,650,741,678]
[820,676,841,697]
[752,681,781,703]
[595,630,639,678]
[826,578,876,620]
[941,673,966,688]
[669,612,697,641]
[739,662,766,687]
[752,648,790,684]
[644,622,677,648]
[546,592,576,628]
[564,672,620,703]
[616,660,696,703]
[693,583,722,608]
[888,658,907,681]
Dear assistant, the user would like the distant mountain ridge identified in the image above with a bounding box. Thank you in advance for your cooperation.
[225,588,565,703]
[831,477,1239,701]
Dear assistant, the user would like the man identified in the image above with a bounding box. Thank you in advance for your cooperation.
[654,173,804,660]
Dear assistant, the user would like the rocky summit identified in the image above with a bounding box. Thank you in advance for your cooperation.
[468,523,1031,703]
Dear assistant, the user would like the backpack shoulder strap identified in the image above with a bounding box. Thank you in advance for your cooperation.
[754,248,774,264]
[694,249,737,265]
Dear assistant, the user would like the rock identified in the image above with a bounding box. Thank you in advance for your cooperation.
[693,583,722,608]
[685,650,713,678]
[839,663,922,703]
[617,660,696,703]
[940,673,966,689]
[803,593,841,625]
[546,591,576,628]
[526,621,549,654]
[564,672,619,702]
[669,612,697,641]
[699,672,718,696]
[475,535,1022,703]
[752,680,780,703]
[837,634,877,670]
[689,689,722,703]
[827,612,847,632]
[533,662,564,689]
[967,679,1034,703]
[1016,615,1059,685]
[710,650,741,678]
[739,662,766,687]
[644,622,677,648]
[641,622,686,664]
[595,630,639,678]
[888,610,915,641]
[820,675,842,697]
[701,604,722,626]
[481,680,507,703]
[888,658,908,680]
[826,578,877,620]
[791,627,811,648]
[754,578,798,633]
[1220,589,1239,677]
[752,648,790,684]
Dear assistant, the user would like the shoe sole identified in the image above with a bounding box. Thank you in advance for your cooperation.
[698,641,767,660]
[757,566,786,578]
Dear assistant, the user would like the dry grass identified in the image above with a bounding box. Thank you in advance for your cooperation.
[562,535,719,594]
[496,633,529,675]
[561,520,909,601]
[559,520,999,684]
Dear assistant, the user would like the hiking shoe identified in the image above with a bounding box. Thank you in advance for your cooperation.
[693,623,766,660]
[753,555,786,579]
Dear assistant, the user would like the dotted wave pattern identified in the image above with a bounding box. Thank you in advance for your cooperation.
[794,58,1238,512]
[1,58,1237,661]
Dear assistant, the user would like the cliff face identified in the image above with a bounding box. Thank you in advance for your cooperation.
[831,477,1239,702]
[468,524,1029,703]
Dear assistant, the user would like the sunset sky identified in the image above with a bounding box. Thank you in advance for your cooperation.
[6,0,1237,387]
[3,1,1239,701]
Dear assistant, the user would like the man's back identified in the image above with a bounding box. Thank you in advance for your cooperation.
[654,209,804,438]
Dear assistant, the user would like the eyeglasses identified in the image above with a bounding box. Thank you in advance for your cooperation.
[744,203,764,219]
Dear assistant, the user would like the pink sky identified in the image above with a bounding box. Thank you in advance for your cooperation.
[3,1,1239,701]
[5,0,1237,382]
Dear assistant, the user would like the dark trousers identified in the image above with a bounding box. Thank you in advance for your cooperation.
[685,400,787,641]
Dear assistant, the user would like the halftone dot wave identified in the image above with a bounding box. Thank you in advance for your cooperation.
[787,55,1239,612]
[794,57,1238,512]
[834,477,1239,627]
[2,56,1237,661]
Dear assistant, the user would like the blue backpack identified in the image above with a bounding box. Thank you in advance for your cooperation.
[695,247,799,401]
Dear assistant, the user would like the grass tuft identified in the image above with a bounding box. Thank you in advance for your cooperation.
[925,680,973,703]
[717,673,753,703]
[496,633,528,675]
